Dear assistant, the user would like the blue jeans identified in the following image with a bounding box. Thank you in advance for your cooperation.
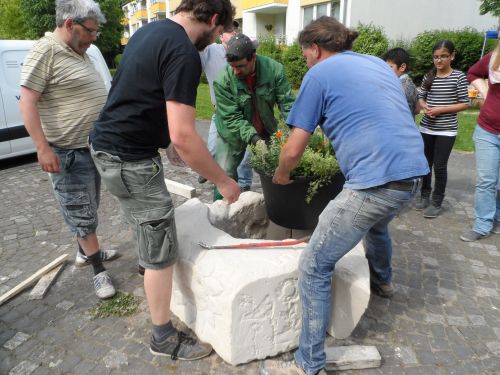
[294,182,419,375]
[207,113,253,188]
[49,146,100,238]
[473,125,500,235]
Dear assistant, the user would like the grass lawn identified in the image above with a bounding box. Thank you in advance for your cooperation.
[416,110,478,152]
[196,82,477,152]
[196,83,214,120]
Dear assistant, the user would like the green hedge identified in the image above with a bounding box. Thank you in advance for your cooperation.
[255,25,496,90]
[282,43,308,89]
[352,23,389,57]
[409,28,496,84]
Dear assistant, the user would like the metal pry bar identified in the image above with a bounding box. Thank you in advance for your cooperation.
[198,236,311,250]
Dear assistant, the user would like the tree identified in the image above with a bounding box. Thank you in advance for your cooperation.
[94,0,124,66]
[20,0,55,39]
[0,0,30,39]
[479,0,500,17]
[20,0,123,65]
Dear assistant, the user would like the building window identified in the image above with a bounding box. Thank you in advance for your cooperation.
[331,1,340,19]
[302,1,341,27]
[303,7,313,27]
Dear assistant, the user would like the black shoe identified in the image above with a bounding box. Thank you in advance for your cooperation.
[370,281,394,298]
[138,265,145,277]
[240,186,251,192]
[150,330,212,360]
[198,175,207,184]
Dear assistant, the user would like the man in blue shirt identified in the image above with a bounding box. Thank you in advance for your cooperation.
[272,17,429,375]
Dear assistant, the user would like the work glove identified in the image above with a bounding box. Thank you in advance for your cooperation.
[250,134,267,152]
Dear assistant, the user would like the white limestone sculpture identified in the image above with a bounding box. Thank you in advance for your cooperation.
[207,191,268,239]
[171,198,370,365]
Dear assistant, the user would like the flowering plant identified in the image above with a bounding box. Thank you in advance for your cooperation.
[250,121,340,203]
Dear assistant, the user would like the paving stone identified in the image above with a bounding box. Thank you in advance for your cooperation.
[3,332,31,350]
[103,350,128,369]
[8,361,38,375]
[1,137,498,374]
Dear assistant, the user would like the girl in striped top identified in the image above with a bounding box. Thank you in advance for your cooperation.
[415,40,469,218]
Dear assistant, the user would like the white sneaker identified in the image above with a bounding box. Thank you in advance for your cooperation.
[93,271,116,299]
[75,249,119,267]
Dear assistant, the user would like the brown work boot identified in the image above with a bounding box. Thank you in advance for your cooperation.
[370,281,394,298]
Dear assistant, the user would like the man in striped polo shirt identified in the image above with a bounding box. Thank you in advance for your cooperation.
[19,0,117,299]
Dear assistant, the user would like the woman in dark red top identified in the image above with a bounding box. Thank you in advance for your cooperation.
[460,35,500,241]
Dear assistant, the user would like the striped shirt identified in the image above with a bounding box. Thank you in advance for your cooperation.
[418,70,469,135]
[20,32,107,149]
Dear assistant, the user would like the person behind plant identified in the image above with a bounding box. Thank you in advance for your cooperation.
[19,0,119,300]
[198,20,254,192]
[89,0,240,360]
[271,16,429,375]
[414,40,469,218]
[382,47,420,116]
[459,32,500,242]
[212,33,296,201]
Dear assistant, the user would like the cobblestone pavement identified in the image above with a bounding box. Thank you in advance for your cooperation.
[0,120,499,374]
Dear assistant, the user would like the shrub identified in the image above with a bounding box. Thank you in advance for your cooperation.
[114,53,123,68]
[257,35,283,63]
[352,23,389,57]
[250,121,339,203]
[282,42,308,89]
[409,28,494,84]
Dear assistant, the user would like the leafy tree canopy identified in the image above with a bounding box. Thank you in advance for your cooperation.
[19,0,123,65]
[479,0,500,17]
[0,0,30,39]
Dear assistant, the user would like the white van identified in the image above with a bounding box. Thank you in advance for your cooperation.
[0,40,112,160]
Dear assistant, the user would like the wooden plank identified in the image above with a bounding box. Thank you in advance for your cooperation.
[325,345,381,371]
[28,264,65,300]
[0,254,68,306]
[165,178,196,199]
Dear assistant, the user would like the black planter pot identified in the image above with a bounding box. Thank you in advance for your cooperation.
[258,172,345,230]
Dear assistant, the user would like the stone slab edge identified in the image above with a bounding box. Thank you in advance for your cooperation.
[165,178,196,198]
[325,345,381,370]
[28,264,65,300]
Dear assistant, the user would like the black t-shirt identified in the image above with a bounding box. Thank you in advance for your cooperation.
[90,19,201,160]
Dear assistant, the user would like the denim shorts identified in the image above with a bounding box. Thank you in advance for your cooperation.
[90,146,178,269]
[49,146,100,238]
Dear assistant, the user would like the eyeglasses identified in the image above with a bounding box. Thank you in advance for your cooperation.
[75,21,101,37]
[432,54,450,60]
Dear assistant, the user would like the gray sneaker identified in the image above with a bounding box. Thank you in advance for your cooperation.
[150,330,212,360]
[75,249,119,267]
[492,221,500,234]
[460,230,490,242]
[93,271,116,299]
[414,196,430,210]
[423,205,441,218]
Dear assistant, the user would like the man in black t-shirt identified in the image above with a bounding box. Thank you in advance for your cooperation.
[89,0,239,360]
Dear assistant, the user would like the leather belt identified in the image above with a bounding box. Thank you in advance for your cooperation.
[380,179,417,191]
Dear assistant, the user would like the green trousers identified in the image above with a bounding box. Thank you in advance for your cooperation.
[213,135,248,201]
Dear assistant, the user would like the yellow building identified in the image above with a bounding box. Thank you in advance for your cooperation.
[121,0,497,46]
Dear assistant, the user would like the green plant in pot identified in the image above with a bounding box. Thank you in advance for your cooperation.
[250,121,344,230]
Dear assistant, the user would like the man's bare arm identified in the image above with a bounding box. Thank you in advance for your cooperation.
[19,86,60,173]
[166,101,240,203]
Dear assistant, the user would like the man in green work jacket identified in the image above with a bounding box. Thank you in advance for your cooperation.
[213,33,295,200]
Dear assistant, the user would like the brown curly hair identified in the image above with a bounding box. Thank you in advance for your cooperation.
[175,0,235,31]
[298,16,358,52]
